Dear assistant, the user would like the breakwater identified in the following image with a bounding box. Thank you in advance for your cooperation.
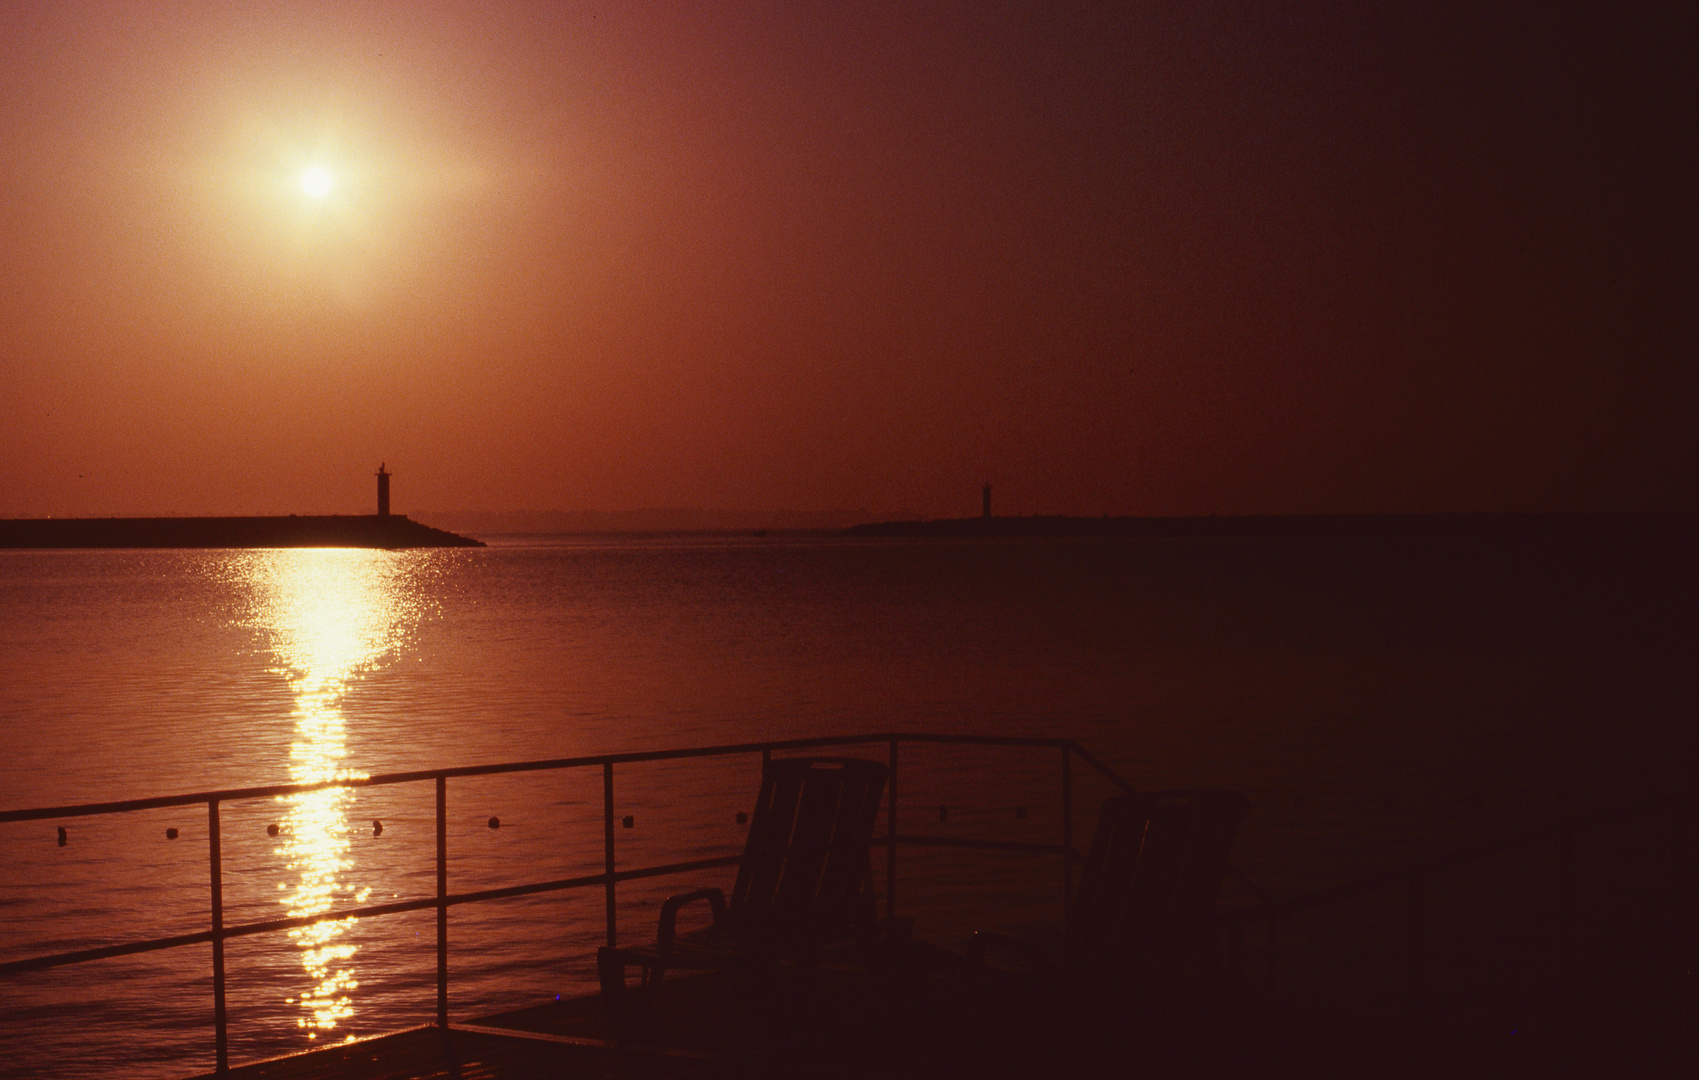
[844,510,1696,540]
[0,514,483,549]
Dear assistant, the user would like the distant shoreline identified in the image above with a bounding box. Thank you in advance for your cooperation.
[0,514,484,549]
[3,511,1690,548]
[842,511,1697,539]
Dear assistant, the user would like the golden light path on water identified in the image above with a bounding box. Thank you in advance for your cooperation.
[238,549,426,1043]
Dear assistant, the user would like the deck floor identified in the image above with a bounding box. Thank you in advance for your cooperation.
[182,943,985,1080]
[178,942,1698,1080]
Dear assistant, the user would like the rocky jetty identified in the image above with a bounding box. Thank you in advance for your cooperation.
[0,514,484,549]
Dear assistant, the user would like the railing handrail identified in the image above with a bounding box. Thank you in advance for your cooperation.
[0,731,1095,824]
[0,730,1121,991]
[0,728,1128,1067]
[1225,793,1696,923]
[1216,790,1695,1023]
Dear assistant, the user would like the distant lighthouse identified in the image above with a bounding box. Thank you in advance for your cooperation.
[376,463,391,518]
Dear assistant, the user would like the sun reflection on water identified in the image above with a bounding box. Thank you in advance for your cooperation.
[237,549,426,1040]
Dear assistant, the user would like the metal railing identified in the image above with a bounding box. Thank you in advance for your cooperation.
[12,733,1685,1068]
[0,732,1133,1074]
[1223,795,1696,1014]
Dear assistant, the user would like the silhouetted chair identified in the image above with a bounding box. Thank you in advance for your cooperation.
[597,757,889,1032]
[971,789,1249,994]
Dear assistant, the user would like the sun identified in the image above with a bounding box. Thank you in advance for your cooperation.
[300,167,334,198]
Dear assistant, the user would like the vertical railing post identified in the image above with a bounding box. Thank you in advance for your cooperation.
[603,762,616,948]
[1407,877,1426,1014]
[886,737,898,923]
[435,775,448,1029]
[1061,745,1073,937]
[1558,826,1572,1019]
[1666,804,1684,983]
[208,798,228,1075]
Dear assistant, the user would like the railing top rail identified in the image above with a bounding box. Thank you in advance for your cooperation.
[1064,742,1138,794]
[1,733,1105,989]
[1227,793,1696,920]
[0,732,1092,824]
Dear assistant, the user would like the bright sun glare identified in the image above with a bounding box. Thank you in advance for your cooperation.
[300,167,334,198]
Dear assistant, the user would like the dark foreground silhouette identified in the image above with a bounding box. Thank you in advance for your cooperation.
[598,757,891,1038]
[0,514,484,549]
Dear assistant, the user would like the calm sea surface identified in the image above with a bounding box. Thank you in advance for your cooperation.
[0,531,1691,1077]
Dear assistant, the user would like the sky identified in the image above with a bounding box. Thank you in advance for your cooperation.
[0,1,1691,519]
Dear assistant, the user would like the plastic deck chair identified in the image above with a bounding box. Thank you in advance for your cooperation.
[597,757,889,1031]
[972,789,1249,991]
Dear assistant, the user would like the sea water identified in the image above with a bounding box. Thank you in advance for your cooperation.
[0,530,1690,1076]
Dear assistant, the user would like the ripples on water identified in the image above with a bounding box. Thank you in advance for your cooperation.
[0,531,1691,1077]
[234,550,437,1042]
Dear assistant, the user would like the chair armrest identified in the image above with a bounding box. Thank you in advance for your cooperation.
[658,887,727,951]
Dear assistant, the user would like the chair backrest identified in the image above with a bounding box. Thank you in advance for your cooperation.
[1066,789,1248,977]
[726,757,889,949]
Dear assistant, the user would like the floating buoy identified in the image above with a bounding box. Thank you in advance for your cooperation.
[621,815,634,829]
[487,816,501,830]
[735,812,748,825]
[267,823,280,837]
[372,820,383,837]
[56,826,67,847]
[166,827,179,840]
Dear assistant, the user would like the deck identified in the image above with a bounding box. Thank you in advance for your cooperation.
[175,940,1698,1080]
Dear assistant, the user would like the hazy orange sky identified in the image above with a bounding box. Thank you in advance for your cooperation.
[1,1,1691,518]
